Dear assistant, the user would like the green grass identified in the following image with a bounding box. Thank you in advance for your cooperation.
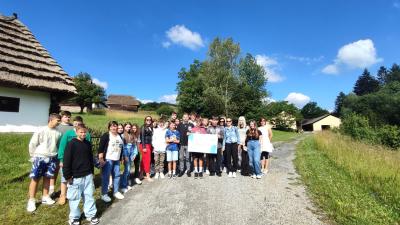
[272,129,301,142]
[294,132,400,225]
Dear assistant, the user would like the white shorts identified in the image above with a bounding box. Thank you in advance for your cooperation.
[166,150,178,162]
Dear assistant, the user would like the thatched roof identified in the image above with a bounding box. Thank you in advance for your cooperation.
[0,13,76,94]
[107,95,140,106]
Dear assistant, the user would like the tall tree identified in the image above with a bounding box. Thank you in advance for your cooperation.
[264,101,302,130]
[72,72,106,113]
[377,66,388,85]
[301,102,329,119]
[386,63,400,84]
[333,91,346,117]
[353,69,380,96]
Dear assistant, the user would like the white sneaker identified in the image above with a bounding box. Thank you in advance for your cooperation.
[223,167,227,173]
[41,196,55,205]
[154,172,160,179]
[160,173,165,179]
[232,172,237,178]
[206,169,210,175]
[114,192,124,200]
[251,174,256,179]
[26,199,36,212]
[265,169,269,174]
[127,186,132,190]
[237,169,241,173]
[120,188,129,194]
[256,175,262,179]
[101,194,111,203]
[228,172,233,178]
[135,178,142,185]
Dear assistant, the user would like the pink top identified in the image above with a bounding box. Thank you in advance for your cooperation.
[191,126,207,134]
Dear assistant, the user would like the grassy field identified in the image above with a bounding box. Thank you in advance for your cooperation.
[271,129,301,142]
[295,132,400,225]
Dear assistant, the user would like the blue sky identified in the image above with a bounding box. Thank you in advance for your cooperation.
[2,1,400,111]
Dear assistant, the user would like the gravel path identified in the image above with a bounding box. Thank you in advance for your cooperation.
[100,137,325,225]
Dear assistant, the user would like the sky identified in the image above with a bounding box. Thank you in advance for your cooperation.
[1,0,400,111]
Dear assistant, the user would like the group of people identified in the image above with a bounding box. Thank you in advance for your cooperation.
[26,111,273,225]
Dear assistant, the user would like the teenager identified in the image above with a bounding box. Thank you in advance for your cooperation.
[223,118,240,178]
[98,121,124,202]
[152,120,168,179]
[165,120,180,178]
[27,113,62,212]
[139,116,154,182]
[120,123,139,193]
[219,117,228,172]
[191,118,208,178]
[245,120,263,179]
[237,116,250,176]
[259,118,273,174]
[189,112,197,127]
[131,124,142,185]
[63,124,99,225]
[177,113,194,177]
[58,116,91,205]
[206,116,224,176]
[117,124,124,135]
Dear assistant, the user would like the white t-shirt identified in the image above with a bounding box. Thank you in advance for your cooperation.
[259,126,273,153]
[105,133,123,161]
[152,127,167,153]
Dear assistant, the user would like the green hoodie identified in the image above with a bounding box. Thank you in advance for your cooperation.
[58,129,91,163]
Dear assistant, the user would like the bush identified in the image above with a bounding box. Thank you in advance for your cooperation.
[340,113,376,142]
[88,109,106,115]
[377,125,400,149]
[156,105,174,117]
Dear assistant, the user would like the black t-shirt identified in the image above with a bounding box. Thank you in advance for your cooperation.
[177,122,194,146]
[245,129,262,141]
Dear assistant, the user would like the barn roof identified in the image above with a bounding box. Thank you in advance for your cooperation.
[0,13,76,94]
[301,114,332,126]
[107,95,140,106]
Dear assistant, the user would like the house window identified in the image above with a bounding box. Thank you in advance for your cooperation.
[0,96,20,112]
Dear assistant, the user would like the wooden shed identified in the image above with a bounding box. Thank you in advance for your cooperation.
[301,114,341,132]
[0,14,76,132]
[106,95,140,112]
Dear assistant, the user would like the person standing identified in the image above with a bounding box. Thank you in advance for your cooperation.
[191,118,208,178]
[152,120,168,179]
[259,118,273,174]
[245,120,263,179]
[207,116,224,176]
[177,113,193,177]
[165,120,180,178]
[139,116,154,182]
[98,121,124,202]
[26,114,62,212]
[63,124,99,225]
[131,124,142,185]
[223,118,240,178]
[120,123,138,193]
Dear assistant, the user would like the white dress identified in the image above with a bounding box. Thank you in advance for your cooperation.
[259,126,274,153]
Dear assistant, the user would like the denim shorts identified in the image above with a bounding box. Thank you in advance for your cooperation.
[166,150,178,162]
[29,156,58,179]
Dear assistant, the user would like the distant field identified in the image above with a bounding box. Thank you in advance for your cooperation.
[272,129,301,142]
[295,132,400,225]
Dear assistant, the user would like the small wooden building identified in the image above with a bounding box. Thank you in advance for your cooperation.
[106,95,140,112]
[301,114,341,132]
[0,14,76,132]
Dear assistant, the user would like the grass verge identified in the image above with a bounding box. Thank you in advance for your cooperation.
[272,129,301,142]
[294,132,400,225]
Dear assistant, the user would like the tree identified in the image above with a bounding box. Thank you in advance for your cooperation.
[333,91,346,117]
[72,72,106,113]
[263,101,302,130]
[301,102,329,119]
[353,69,380,96]
[386,63,400,84]
[377,66,388,85]
[156,105,174,117]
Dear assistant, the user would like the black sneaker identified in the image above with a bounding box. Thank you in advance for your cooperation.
[194,173,198,179]
[217,172,222,177]
[187,171,192,177]
[178,171,184,177]
[172,174,177,179]
[210,172,215,176]
[69,219,80,225]
[86,217,100,225]
[199,172,203,178]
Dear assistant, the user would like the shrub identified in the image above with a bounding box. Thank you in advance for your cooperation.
[377,125,400,149]
[88,109,106,115]
[340,113,376,142]
[156,105,174,117]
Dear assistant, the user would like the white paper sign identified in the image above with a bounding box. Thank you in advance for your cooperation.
[188,133,218,154]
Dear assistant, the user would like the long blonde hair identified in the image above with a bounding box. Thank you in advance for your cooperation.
[238,116,246,128]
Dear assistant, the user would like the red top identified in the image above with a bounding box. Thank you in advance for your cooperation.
[191,126,207,134]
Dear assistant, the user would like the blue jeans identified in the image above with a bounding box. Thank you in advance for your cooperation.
[247,140,262,176]
[101,160,121,194]
[67,174,97,220]
[120,144,137,189]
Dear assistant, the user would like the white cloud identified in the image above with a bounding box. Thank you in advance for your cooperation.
[255,54,284,83]
[322,39,383,74]
[137,99,154,104]
[159,94,177,104]
[164,25,204,50]
[264,97,276,104]
[92,78,108,89]
[284,92,311,108]
[286,55,324,65]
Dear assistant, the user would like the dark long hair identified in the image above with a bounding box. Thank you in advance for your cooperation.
[248,120,260,139]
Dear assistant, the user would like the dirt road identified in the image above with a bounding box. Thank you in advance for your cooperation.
[100,138,324,225]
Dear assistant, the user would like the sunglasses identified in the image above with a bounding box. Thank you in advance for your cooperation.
[226,120,232,122]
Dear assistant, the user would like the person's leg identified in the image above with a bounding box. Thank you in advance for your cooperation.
[28,178,39,199]
[133,151,141,179]
[179,145,185,172]
[101,160,111,195]
[247,142,255,175]
[265,153,270,171]
[154,152,160,174]
[112,161,121,194]
[254,142,262,176]
[120,148,129,189]
[67,177,82,221]
[216,148,222,174]
[232,144,238,172]
[59,168,67,204]
[225,143,233,172]
[82,174,97,219]
[42,177,51,197]
[237,145,242,170]
[193,157,198,172]
[241,149,249,176]
[49,164,59,195]
[223,149,228,172]
[144,144,152,179]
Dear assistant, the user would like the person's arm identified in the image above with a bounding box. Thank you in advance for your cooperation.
[259,131,264,146]
[28,131,40,157]
[88,142,94,175]
[58,132,69,163]
[175,131,180,144]
[222,128,226,151]
[63,141,74,182]
[268,128,273,142]
[235,127,241,145]
[97,133,108,165]
[140,127,146,150]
